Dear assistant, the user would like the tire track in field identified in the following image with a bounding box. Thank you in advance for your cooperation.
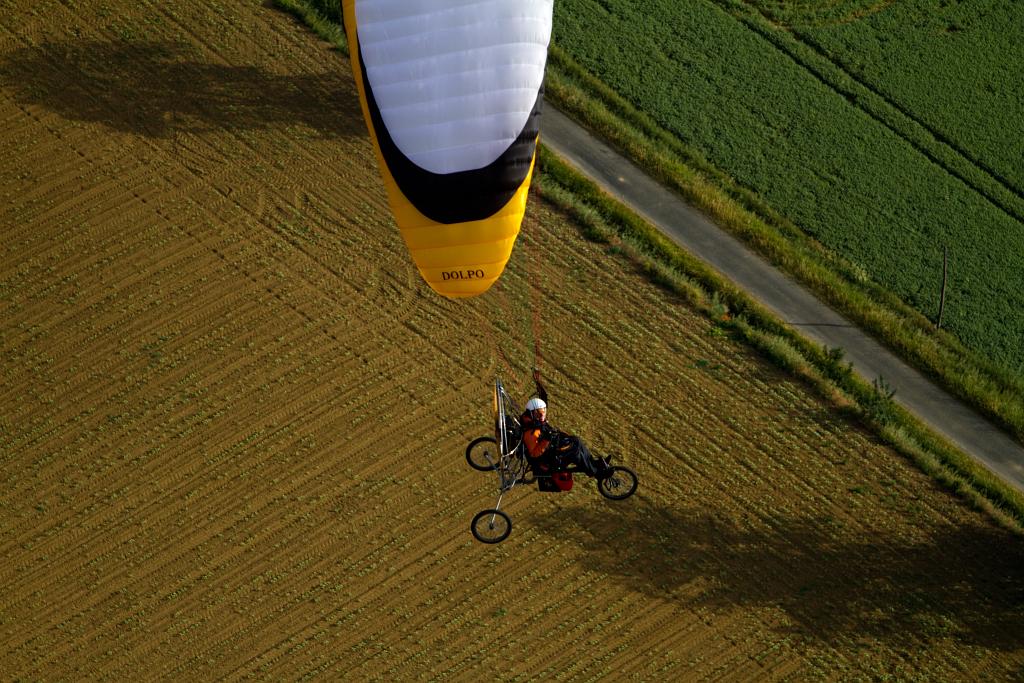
[0,110,147,283]
[4,272,499,671]
[0,229,284,458]
[2,308,415,590]
[1,240,372,511]
[1,312,308,572]
[190,497,500,678]
[156,440,513,679]
[4,382,464,675]
[714,0,1024,227]
[127,0,429,338]
[0,0,422,347]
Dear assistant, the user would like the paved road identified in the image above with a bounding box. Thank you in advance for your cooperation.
[541,106,1024,493]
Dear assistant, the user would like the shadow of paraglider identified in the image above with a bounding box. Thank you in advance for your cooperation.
[528,498,1024,651]
[1,40,364,139]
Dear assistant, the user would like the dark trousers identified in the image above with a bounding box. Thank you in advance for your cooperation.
[554,436,598,477]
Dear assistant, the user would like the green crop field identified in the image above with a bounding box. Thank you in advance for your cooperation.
[748,0,1023,191]
[552,0,1024,380]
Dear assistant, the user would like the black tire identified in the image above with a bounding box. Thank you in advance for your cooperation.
[466,436,499,471]
[471,509,511,544]
[598,466,638,500]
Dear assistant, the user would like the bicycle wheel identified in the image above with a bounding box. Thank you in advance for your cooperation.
[471,509,511,543]
[466,436,499,471]
[598,466,638,500]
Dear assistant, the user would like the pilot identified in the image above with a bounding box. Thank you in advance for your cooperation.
[520,369,610,479]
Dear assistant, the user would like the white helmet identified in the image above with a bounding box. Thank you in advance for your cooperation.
[525,397,547,411]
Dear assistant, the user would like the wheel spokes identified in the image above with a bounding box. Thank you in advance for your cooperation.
[472,508,511,543]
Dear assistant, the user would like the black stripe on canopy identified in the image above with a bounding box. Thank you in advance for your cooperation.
[357,43,542,225]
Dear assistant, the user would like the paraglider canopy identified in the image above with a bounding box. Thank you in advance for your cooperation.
[343,0,553,298]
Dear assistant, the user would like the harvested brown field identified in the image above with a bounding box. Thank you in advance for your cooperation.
[1,1,1022,679]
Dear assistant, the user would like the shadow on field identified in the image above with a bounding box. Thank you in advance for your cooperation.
[529,500,1024,650]
[1,41,363,138]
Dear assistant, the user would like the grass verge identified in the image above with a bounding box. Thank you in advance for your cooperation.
[273,1,1024,530]
[271,0,346,51]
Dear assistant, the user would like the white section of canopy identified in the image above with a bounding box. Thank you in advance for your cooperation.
[355,0,553,175]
